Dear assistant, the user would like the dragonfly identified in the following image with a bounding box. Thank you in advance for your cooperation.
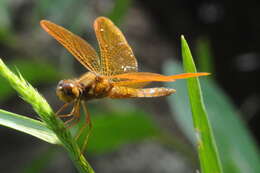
[40,16,209,151]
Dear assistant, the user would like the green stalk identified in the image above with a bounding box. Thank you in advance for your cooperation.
[0,58,94,173]
[181,36,223,173]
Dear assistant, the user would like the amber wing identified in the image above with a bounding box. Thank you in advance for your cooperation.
[109,72,210,87]
[40,20,101,73]
[94,17,138,76]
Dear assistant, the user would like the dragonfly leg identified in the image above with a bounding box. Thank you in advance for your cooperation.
[75,101,92,153]
[63,100,81,128]
[64,116,80,128]
[55,103,74,118]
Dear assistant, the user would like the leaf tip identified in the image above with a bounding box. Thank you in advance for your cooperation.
[181,35,187,44]
[180,35,188,49]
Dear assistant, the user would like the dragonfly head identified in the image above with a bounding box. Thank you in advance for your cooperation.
[56,80,82,103]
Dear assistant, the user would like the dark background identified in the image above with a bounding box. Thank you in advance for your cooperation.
[138,0,260,141]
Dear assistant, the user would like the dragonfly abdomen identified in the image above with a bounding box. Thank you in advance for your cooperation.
[108,86,176,98]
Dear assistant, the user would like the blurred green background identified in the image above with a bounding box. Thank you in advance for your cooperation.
[0,0,260,172]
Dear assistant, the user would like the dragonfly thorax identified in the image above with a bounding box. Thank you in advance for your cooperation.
[79,73,113,100]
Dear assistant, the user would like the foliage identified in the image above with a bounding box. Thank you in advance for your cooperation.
[164,37,260,173]
[180,36,223,173]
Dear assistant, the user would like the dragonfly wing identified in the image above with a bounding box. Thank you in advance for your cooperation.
[40,20,101,73]
[112,80,150,88]
[94,17,138,76]
[108,72,209,82]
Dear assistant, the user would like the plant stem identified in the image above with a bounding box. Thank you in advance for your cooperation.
[0,58,94,173]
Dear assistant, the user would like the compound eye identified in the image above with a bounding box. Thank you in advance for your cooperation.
[57,80,65,90]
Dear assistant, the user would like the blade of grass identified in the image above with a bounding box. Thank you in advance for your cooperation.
[0,109,59,144]
[181,36,223,173]
[0,58,94,173]
[164,61,260,172]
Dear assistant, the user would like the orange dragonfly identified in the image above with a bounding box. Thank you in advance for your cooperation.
[40,17,209,150]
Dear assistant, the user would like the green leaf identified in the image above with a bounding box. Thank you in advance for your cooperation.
[165,61,260,173]
[180,35,223,173]
[86,111,159,154]
[0,109,59,144]
[108,0,132,25]
[164,36,260,173]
